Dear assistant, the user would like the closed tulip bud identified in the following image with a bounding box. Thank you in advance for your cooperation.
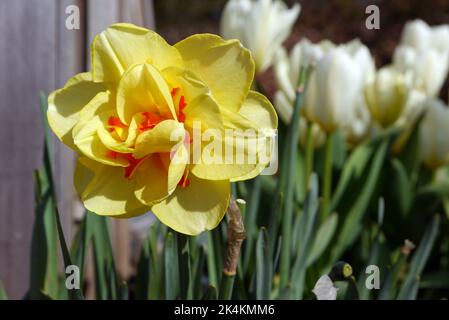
[364,66,408,128]
[220,0,300,73]
[303,40,374,135]
[393,19,449,97]
[420,98,449,169]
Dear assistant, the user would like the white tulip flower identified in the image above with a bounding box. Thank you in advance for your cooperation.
[420,98,449,169]
[220,0,300,73]
[393,19,449,97]
[303,40,374,137]
[364,65,408,128]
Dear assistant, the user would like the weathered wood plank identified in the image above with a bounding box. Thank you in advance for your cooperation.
[0,0,154,299]
[0,0,57,299]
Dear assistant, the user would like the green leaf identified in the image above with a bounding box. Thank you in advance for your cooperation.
[331,138,389,261]
[290,173,320,299]
[278,67,309,289]
[378,249,408,300]
[420,271,449,289]
[38,93,83,300]
[306,213,338,267]
[397,215,440,299]
[176,233,192,299]
[331,141,375,211]
[135,228,154,300]
[164,232,179,299]
[390,158,412,216]
[255,228,271,299]
[192,246,207,299]
[70,212,93,291]
[89,213,119,300]
[29,169,59,299]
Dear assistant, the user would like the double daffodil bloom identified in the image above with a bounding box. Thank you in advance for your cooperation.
[48,24,277,235]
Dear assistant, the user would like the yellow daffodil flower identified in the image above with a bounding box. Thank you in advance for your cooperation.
[48,23,277,235]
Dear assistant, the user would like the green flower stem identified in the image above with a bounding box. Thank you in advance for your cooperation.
[304,122,315,195]
[219,197,245,300]
[320,132,334,222]
[218,274,235,300]
[176,232,191,299]
[207,232,218,288]
[279,68,308,289]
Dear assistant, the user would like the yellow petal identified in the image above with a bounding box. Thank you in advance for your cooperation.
[238,91,278,131]
[190,91,277,181]
[184,93,224,132]
[91,23,183,83]
[162,67,209,103]
[230,91,278,181]
[74,157,148,216]
[47,72,106,149]
[134,120,186,159]
[72,93,128,166]
[117,63,176,124]
[175,34,254,113]
[151,175,230,235]
[134,146,187,206]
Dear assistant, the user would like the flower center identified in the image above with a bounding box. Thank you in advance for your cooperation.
[108,116,127,140]
[139,111,163,132]
[178,167,190,188]
[171,87,187,123]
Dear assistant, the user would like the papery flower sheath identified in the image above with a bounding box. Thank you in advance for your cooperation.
[48,24,277,235]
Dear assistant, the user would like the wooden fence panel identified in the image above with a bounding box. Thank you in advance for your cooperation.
[0,0,154,299]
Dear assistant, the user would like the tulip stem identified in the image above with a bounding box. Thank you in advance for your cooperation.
[304,122,315,196]
[219,197,246,299]
[279,67,308,289]
[321,132,334,221]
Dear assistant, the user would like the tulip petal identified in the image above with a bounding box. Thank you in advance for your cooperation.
[74,157,148,216]
[151,175,230,235]
[134,120,186,159]
[117,63,176,124]
[47,72,106,149]
[175,34,254,112]
[91,23,183,83]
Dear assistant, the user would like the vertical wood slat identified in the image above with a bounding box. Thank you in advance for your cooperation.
[0,0,154,299]
[0,0,57,299]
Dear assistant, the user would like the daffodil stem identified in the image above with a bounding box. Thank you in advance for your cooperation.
[219,197,246,299]
[279,68,308,289]
[304,122,315,195]
[320,132,334,221]
[207,232,218,288]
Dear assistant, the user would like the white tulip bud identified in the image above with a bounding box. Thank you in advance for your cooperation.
[364,66,408,128]
[220,0,300,73]
[420,98,449,169]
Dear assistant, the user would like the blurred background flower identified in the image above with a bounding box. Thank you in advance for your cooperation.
[220,0,300,73]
